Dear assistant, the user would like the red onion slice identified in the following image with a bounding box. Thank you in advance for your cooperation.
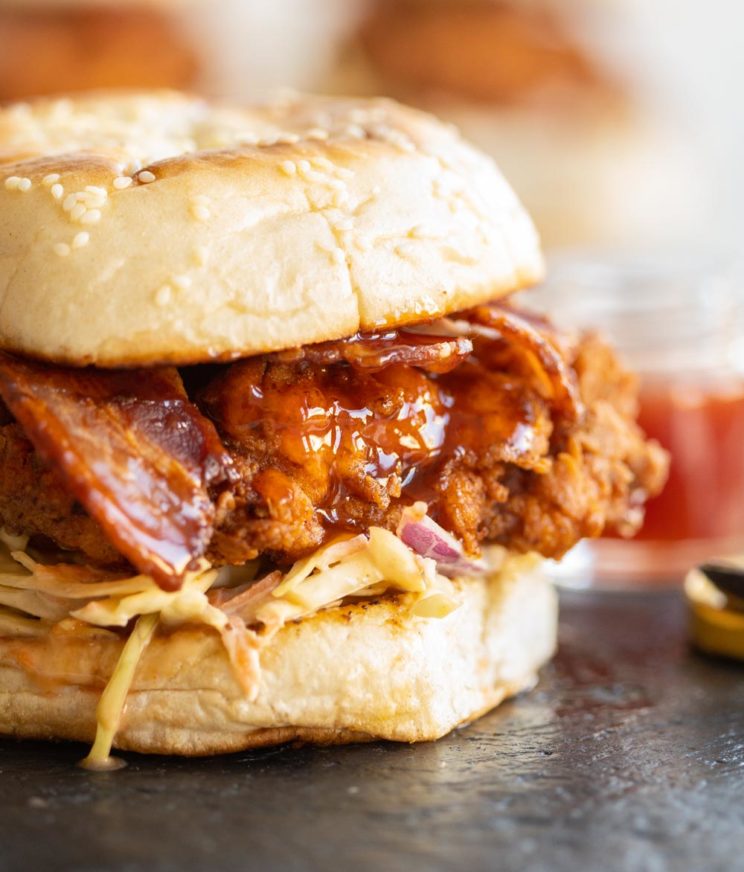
[397,505,487,577]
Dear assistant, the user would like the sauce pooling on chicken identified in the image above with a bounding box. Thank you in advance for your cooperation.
[199,315,568,554]
[0,303,668,588]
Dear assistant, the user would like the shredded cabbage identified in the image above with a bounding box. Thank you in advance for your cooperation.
[0,517,466,766]
[81,613,159,771]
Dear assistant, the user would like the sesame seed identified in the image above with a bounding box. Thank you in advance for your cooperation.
[332,249,345,266]
[192,205,210,222]
[276,133,300,145]
[173,274,192,290]
[113,176,132,190]
[138,170,156,183]
[42,173,60,186]
[155,285,172,306]
[81,209,102,224]
[297,159,311,174]
[62,194,78,212]
[280,160,297,176]
[307,128,329,141]
[4,176,31,191]
[83,187,107,207]
[50,184,64,200]
[70,203,86,222]
[53,243,71,257]
[193,245,208,267]
[72,231,90,249]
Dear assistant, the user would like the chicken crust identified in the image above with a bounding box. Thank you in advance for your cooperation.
[0,315,668,570]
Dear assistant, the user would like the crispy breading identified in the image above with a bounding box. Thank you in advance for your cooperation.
[0,423,122,565]
[0,317,668,575]
[201,325,666,565]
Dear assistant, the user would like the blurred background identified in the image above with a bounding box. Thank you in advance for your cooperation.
[2,0,741,251]
[1,0,742,580]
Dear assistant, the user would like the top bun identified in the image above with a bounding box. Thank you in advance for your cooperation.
[0,91,542,367]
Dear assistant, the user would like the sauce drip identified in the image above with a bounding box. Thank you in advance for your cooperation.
[203,357,451,519]
[200,329,555,539]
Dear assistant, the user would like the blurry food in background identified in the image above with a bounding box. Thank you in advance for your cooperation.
[0,0,198,99]
[530,253,744,583]
[354,0,613,107]
[327,0,703,249]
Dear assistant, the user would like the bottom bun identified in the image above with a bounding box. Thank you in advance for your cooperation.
[0,564,557,756]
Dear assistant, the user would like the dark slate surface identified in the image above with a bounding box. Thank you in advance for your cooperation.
[1,589,743,872]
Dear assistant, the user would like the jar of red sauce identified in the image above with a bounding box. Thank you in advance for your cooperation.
[532,253,744,585]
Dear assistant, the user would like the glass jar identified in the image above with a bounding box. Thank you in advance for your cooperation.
[530,251,744,586]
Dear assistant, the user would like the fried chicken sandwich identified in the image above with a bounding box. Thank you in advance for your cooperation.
[0,91,667,764]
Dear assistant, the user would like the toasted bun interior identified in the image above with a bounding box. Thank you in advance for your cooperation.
[0,91,542,367]
[0,565,556,755]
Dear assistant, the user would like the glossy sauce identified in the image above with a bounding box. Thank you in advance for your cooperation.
[206,357,452,515]
[201,331,551,534]
[634,377,744,542]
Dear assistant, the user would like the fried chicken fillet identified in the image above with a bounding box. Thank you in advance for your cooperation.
[0,303,667,579]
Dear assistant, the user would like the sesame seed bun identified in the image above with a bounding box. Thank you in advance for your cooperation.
[0,565,556,755]
[0,91,542,367]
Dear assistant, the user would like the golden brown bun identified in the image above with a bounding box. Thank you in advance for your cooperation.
[0,567,556,755]
[0,91,542,367]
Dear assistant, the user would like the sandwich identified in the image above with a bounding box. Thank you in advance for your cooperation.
[0,91,668,765]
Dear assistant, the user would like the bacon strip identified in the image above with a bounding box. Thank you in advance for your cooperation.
[274,330,473,374]
[464,303,584,423]
[0,353,234,590]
